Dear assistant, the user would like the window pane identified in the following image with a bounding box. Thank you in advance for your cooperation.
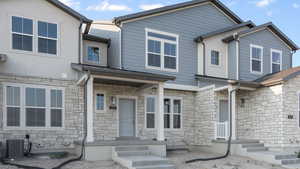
[148,32,177,41]
[173,100,181,114]
[164,99,171,113]
[12,16,22,33]
[26,108,46,127]
[23,18,33,35]
[272,64,280,73]
[211,50,219,65]
[272,52,280,63]
[88,47,100,63]
[36,88,46,107]
[96,93,104,110]
[7,107,20,127]
[164,114,170,128]
[173,115,181,129]
[252,47,261,59]
[51,109,62,127]
[148,40,161,53]
[7,86,20,106]
[51,90,63,108]
[146,97,155,112]
[146,114,155,128]
[164,56,176,69]
[26,88,45,107]
[148,54,161,67]
[38,21,47,37]
[48,23,57,38]
[164,43,176,56]
[22,35,33,51]
[252,60,261,72]
[38,38,48,53]
[48,39,57,55]
[26,88,35,106]
[12,34,22,50]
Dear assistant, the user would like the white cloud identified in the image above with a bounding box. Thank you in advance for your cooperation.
[86,0,131,11]
[59,0,80,10]
[139,4,164,10]
[293,3,300,8]
[255,0,275,7]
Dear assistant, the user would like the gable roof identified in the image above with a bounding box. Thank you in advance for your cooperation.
[113,0,243,24]
[223,22,299,51]
[46,0,92,23]
[255,66,300,86]
[194,21,255,42]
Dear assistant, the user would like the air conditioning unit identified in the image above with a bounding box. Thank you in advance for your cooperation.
[0,54,7,62]
[6,139,24,159]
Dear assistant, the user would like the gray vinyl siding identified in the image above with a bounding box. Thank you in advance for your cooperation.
[228,41,237,79]
[239,29,292,81]
[121,3,236,86]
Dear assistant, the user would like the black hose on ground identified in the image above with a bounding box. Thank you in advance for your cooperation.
[185,87,239,164]
[52,75,90,169]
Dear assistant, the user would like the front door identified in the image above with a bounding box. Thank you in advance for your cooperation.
[119,98,136,137]
[219,100,229,122]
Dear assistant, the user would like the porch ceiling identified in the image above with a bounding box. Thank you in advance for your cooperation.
[93,78,146,87]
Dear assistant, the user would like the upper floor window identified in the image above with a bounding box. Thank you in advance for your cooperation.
[12,16,33,51]
[146,29,178,72]
[38,21,58,55]
[87,46,100,64]
[250,44,263,74]
[271,49,282,73]
[211,50,220,65]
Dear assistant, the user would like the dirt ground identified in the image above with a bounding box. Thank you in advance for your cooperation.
[0,151,286,169]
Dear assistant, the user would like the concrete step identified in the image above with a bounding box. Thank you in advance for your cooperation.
[128,156,170,167]
[115,146,149,152]
[275,154,298,160]
[135,164,175,169]
[282,159,300,165]
[117,150,151,157]
[246,147,268,152]
[242,143,264,148]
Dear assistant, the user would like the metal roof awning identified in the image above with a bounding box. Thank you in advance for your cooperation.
[72,63,176,83]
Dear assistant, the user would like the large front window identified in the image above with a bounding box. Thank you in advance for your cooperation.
[12,16,33,51]
[250,44,263,74]
[271,49,282,73]
[4,84,64,128]
[38,21,58,55]
[146,29,178,71]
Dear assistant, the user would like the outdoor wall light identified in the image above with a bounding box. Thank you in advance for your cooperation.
[111,96,116,106]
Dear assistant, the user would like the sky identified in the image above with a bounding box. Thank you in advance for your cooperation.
[59,0,300,66]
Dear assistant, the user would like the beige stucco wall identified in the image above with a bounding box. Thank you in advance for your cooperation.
[0,0,81,80]
[93,83,196,146]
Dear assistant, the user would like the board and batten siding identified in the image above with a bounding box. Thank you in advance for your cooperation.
[121,3,237,86]
[239,29,292,81]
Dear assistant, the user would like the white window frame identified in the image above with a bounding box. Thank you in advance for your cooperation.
[270,48,282,73]
[87,45,101,64]
[250,44,264,74]
[211,50,220,66]
[37,20,59,56]
[164,96,183,130]
[5,86,21,127]
[144,95,156,129]
[145,28,179,72]
[50,89,64,127]
[3,83,65,130]
[11,15,34,53]
[94,91,106,113]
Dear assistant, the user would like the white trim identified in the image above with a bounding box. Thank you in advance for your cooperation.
[76,74,89,86]
[250,44,264,74]
[214,85,229,92]
[2,83,65,130]
[94,90,106,113]
[144,95,156,130]
[86,77,94,142]
[117,95,138,137]
[164,83,201,91]
[36,20,59,56]
[145,28,179,72]
[270,48,282,73]
[236,40,239,80]
[198,85,215,91]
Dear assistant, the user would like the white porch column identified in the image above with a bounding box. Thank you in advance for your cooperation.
[87,76,94,142]
[157,82,165,141]
[228,86,237,140]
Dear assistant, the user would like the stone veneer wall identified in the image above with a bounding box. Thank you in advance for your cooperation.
[0,74,84,151]
[282,75,300,147]
[93,84,196,146]
[237,85,284,147]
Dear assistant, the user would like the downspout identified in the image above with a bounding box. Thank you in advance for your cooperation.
[234,33,240,80]
[78,20,83,64]
[186,85,240,163]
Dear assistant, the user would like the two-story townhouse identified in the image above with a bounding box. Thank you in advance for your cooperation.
[1,0,300,167]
